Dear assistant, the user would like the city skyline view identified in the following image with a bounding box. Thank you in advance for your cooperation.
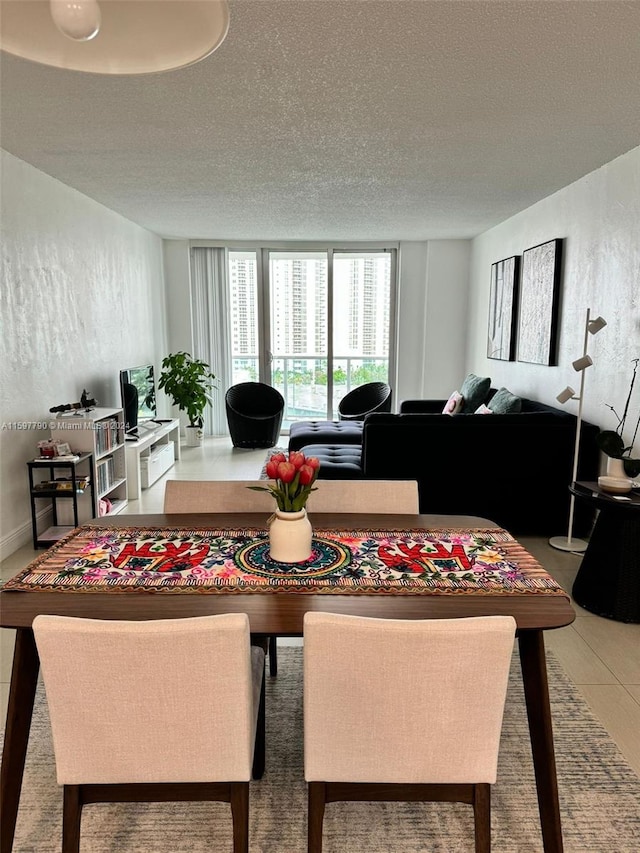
[228,251,393,420]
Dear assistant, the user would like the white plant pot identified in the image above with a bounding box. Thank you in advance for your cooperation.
[185,425,204,446]
[598,456,632,493]
[268,508,313,563]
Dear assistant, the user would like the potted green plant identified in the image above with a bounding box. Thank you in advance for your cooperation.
[158,352,217,446]
[597,357,640,479]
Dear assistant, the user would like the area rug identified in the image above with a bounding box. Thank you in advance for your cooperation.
[4,649,640,852]
[259,447,288,479]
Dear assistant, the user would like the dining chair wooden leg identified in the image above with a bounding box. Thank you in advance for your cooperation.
[269,636,278,676]
[230,782,249,853]
[252,665,266,780]
[308,781,326,853]
[62,785,82,853]
[473,783,491,853]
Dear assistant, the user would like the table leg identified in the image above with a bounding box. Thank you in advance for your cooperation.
[518,630,563,853]
[0,629,40,853]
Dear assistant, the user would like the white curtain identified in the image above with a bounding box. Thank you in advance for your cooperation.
[190,247,231,435]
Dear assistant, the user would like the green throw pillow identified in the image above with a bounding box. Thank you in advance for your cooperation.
[460,373,491,413]
[488,387,522,414]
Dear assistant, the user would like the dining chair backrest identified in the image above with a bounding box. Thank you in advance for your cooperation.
[34,612,262,784]
[304,612,516,784]
[164,479,274,513]
[164,478,419,515]
[303,612,516,851]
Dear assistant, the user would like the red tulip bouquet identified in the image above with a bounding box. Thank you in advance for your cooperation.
[250,450,321,512]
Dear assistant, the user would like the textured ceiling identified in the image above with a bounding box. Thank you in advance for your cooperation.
[1,0,640,241]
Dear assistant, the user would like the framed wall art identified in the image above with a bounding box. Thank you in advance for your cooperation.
[487,255,520,361]
[517,238,563,366]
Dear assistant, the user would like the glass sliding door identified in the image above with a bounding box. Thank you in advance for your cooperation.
[224,246,396,431]
[228,251,260,384]
[268,251,329,426]
[332,252,392,419]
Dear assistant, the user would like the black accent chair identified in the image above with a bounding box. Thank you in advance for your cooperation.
[225,382,285,448]
[338,382,392,420]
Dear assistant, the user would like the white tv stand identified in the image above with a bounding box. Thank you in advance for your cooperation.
[124,419,181,500]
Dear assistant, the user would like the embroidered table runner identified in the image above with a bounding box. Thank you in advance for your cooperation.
[3,526,566,597]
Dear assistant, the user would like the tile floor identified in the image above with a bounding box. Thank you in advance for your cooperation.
[2,436,639,775]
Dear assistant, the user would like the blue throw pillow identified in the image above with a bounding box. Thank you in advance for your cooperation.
[488,387,522,414]
[460,373,491,413]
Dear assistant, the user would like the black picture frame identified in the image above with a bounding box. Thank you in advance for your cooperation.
[487,255,520,361]
[517,238,563,366]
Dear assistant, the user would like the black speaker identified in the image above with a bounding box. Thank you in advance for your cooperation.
[123,382,138,434]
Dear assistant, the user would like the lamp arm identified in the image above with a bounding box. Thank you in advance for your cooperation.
[567,308,591,546]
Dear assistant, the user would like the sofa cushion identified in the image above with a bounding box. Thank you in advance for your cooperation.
[289,420,363,452]
[460,373,491,413]
[488,387,523,414]
[297,444,363,479]
[475,403,494,414]
[442,391,464,415]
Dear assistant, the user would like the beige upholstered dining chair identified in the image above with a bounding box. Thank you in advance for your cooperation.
[303,612,517,853]
[163,478,420,515]
[33,613,265,853]
[163,478,420,676]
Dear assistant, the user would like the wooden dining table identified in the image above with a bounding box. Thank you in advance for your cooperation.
[0,512,575,853]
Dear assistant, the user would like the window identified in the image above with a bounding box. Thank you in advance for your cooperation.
[226,246,397,427]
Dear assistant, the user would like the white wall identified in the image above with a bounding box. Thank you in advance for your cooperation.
[163,240,193,354]
[396,241,470,404]
[466,146,640,457]
[0,151,167,556]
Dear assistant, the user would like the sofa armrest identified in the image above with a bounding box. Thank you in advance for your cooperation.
[399,399,446,414]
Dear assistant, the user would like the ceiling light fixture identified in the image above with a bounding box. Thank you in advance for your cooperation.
[50,1,101,42]
[0,0,230,75]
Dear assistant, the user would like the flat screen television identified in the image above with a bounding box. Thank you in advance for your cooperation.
[120,365,157,435]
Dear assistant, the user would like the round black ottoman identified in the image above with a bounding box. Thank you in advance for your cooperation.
[300,444,363,479]
[289,421,363,452]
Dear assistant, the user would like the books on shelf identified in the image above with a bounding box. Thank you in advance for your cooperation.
[96,455,116,495]
[95,418,120,456]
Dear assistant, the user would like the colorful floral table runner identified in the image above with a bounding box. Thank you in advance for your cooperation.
[3,525,567,597]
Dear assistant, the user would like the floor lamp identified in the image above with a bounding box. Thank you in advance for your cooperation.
[549,308,607,552]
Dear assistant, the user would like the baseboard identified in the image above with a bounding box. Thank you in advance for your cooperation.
[0,507,51,562]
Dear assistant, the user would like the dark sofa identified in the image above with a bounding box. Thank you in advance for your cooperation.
[290,396,600,536]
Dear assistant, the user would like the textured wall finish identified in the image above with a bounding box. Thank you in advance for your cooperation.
[0,152,166,553]
[466,146,640,461]
[1,2,640,240]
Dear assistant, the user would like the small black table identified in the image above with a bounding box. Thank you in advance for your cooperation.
[26,453,96,548]
[570,481,640,623]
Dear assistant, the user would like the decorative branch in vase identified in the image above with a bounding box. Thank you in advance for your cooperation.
[249,451,321,562]
[597,357,640,480]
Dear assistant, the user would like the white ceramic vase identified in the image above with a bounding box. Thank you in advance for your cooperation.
[269,508,313,563]
[598,456,632,494]
[606,457,628,479]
